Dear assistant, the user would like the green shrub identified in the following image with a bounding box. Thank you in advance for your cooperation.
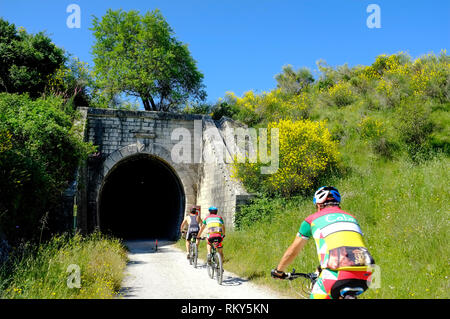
[395,99,434,161]
[210,101,239,121]
[357,116,398,159]
[0,93,95,242]
[235,196,279,230]
[429,103,450,154]
[325,81,356,107]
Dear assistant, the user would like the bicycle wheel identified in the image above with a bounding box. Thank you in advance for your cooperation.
[188,243,193,265]
[215,253,223,285]
[193,244,198,268]
[207,253,215,279]
[289,277,314,299]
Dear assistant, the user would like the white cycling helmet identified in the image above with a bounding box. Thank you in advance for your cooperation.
[313,186,341,205]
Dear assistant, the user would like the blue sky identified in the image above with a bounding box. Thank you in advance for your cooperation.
[0,0,449,105]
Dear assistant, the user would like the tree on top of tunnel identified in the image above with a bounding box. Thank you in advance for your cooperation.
[90,9,207,112]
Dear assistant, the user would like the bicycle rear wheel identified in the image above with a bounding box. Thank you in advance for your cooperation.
[215,253,223,285]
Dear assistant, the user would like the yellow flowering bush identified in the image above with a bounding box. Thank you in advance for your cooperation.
[233,119,340,196]
[364,53,409,79]
[358,116,386,140]
[226,51,448,162]
[376,79,394,98]
[226,88,310,125]
[326,81,355,107]
[357,116,396,158]
[410,54,450,101]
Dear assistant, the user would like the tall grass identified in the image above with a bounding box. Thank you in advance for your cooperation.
[190,155,449,299]
[0,232,128,299]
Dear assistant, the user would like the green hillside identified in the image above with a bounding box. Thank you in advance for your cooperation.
[184,51,450,299]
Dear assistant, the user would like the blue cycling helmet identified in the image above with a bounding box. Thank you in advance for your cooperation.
[208,206,218,213]
[313,186,341,205]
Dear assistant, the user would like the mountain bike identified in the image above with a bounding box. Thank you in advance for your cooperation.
[203,237,224,285]
[286,268,367,299]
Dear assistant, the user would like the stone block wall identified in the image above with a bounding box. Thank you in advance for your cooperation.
[76,107,253,234]
[195,117,251,228]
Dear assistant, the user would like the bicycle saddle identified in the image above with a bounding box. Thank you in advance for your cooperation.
[339,287,365,299]
[330,279,368,299]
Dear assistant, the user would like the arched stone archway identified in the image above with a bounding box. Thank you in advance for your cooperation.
[98,153,185,239]
[92,143,197,240]
[75,108,252,238]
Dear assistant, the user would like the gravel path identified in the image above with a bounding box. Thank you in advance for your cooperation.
[119,239,285,299]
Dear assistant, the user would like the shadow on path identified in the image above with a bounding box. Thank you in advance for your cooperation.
[124,239,175,254]
[221,276,247,287]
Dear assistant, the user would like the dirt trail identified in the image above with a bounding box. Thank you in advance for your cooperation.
[119,240,286,299]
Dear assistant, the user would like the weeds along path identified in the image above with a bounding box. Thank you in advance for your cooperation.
[119,240,285,299]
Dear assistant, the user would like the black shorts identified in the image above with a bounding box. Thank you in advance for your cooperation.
[186,231,198,241]
[207,235,223,248]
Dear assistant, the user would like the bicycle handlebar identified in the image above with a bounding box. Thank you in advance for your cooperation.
[286,272,318,281]
[285,268,319,282]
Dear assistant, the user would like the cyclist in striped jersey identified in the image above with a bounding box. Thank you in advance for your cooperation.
[198,206,226,264]
[271,186,375,299]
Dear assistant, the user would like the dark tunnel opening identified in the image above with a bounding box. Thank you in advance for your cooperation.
[98,154,185,240]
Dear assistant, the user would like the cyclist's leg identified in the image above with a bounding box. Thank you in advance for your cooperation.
[217,247,224,265]
[186,231,193,256]
[310,269,338,299]
[216,238,224,264]
[206,238,212,258]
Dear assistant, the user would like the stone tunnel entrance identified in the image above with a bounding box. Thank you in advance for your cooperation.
[98,154,185,240]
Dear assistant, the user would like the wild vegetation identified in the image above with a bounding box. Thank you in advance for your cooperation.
[182,51,450,299]
[0,232,127,299]
[0,93,94,243]
[1,10,448,299]
[0,18,129,299]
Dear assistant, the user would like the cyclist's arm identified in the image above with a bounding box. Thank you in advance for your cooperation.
[197,224,206,237]
[222,223,226,237]
[180,219,187,233]
[276,235,308,272]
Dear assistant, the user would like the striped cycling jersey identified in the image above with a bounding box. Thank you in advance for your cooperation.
[203,214,224,237]
[298,206,374,271]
